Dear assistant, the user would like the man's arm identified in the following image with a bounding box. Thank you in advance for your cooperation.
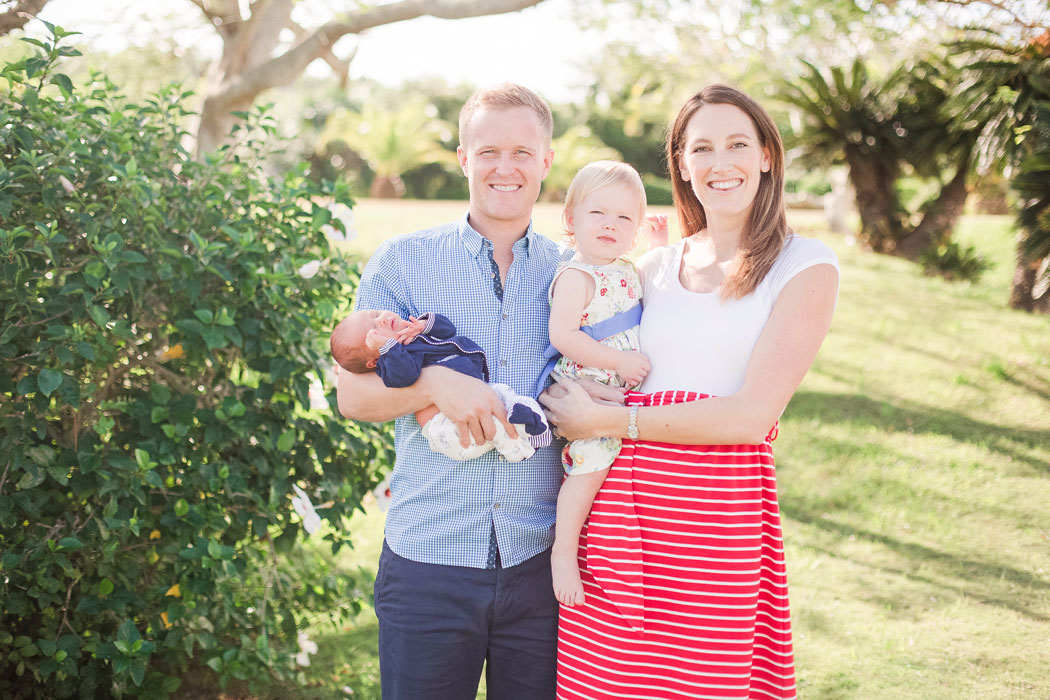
[337,365,518,444]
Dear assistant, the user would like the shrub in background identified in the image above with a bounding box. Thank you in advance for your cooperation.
[918,240,992,282]
[0,25,389,698]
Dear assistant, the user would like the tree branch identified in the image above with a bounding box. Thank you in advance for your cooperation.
[188,0,243,41]
[207,0,545,108]
[936,0,1049,33]
[0,0,49,37]
[0,457,10,496]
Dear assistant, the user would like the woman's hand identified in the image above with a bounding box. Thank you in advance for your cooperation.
[539,377,624,442]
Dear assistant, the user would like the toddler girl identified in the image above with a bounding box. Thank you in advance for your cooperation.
[548,160,666,606]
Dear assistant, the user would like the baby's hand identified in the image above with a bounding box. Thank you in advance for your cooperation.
[616,350,651,388]
[395,316,427,344]
[365,328,387,352]
[641,214,669,250]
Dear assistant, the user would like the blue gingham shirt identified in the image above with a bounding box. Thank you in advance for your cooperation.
[354,214,568,568]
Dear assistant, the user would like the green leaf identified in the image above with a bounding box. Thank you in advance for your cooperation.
[98,578,114,596]
[75,341,95,360]
[117,619,140,645]
[207,539,221,559]
[193,308,213,324]
[134,448,153,469]
[26,445,56,466]
[38,369,63,397]
[50,73,73,96]
[215,307,235,326]
[150,383,172,404]
[87,305,110,328]
[174,499,189,517]
[56,537,83,551]
[201,326,227,350]
[277,429,295,452]
[16,464,45,490]
[38,639,57,657]
[130,660,145,686]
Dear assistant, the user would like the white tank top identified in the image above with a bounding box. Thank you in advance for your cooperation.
[637,235,838,396]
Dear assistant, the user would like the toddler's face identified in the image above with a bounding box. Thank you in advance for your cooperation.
[565,183,642,265]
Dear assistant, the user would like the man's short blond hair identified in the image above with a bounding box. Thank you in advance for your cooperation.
[562,160,647,237]
[458,83,553,149]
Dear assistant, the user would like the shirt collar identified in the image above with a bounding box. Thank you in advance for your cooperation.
[457,213,536,258]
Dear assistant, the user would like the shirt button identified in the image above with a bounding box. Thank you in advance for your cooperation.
[500,359,507,366]
[493,503,501,509]
[501,313,508,320]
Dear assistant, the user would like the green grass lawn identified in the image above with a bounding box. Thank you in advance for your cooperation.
[274,201,1049,700]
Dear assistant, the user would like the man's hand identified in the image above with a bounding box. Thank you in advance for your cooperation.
[615,350,651,388]
[421,368,518,447]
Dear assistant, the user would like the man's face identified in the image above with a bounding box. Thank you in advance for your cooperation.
[457,106,553,235]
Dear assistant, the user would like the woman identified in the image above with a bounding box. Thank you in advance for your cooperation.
[541,85,839,699]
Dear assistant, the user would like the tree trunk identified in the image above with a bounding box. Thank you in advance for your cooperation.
[369,175,405,199]
[846,150,901,253]
[1008,253,1050,313]
[0,0,49,36]
[895,151,973,260]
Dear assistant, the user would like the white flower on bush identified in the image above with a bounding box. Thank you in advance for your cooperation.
[295,631,318,666]
[291,484,322,535]
[324,203,356,242]
[298,259,322,279]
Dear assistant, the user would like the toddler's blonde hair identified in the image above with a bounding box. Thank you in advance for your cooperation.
[562,160,647,244]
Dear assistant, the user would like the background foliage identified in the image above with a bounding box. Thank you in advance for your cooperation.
[0,26,389,698]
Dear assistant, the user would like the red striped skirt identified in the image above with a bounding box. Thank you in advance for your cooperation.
[556,391,796,700]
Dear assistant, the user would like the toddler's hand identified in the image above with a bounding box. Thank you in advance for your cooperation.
[395,316,427,344]
[641,214,669,250]
[616,350,651,388]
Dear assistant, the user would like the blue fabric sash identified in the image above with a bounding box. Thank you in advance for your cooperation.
[537,304,643,393]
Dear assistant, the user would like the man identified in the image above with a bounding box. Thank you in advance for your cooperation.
[337,83,564,700]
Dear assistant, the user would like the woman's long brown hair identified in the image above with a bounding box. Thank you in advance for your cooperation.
[666,85,789,300]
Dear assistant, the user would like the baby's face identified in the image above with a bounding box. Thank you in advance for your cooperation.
[350,309,413,351]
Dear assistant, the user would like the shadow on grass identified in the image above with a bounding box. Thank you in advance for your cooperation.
[784,503,1050,623]
[1000,364,1050,406]
[784,390,1050,472]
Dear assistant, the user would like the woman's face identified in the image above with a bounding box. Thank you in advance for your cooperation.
[678,103,770,226]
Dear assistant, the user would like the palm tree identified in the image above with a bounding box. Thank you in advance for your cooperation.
[780,57,978,260]
[319,100,456,198]
[956,32,1050,312]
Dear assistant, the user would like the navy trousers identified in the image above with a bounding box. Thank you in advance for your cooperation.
[374,541,559,700]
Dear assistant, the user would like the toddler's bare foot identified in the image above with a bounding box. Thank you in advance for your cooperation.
[551,550,585,606]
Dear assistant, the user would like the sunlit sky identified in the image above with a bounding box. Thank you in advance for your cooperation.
[35,0,611,102]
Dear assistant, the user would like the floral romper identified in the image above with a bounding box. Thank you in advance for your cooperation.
[549,256,643,475]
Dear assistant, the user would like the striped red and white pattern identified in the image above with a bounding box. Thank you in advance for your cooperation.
[556,390,796,700]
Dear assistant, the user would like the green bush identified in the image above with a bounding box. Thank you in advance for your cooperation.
[0,25,390,698]
[918,240,992,282]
